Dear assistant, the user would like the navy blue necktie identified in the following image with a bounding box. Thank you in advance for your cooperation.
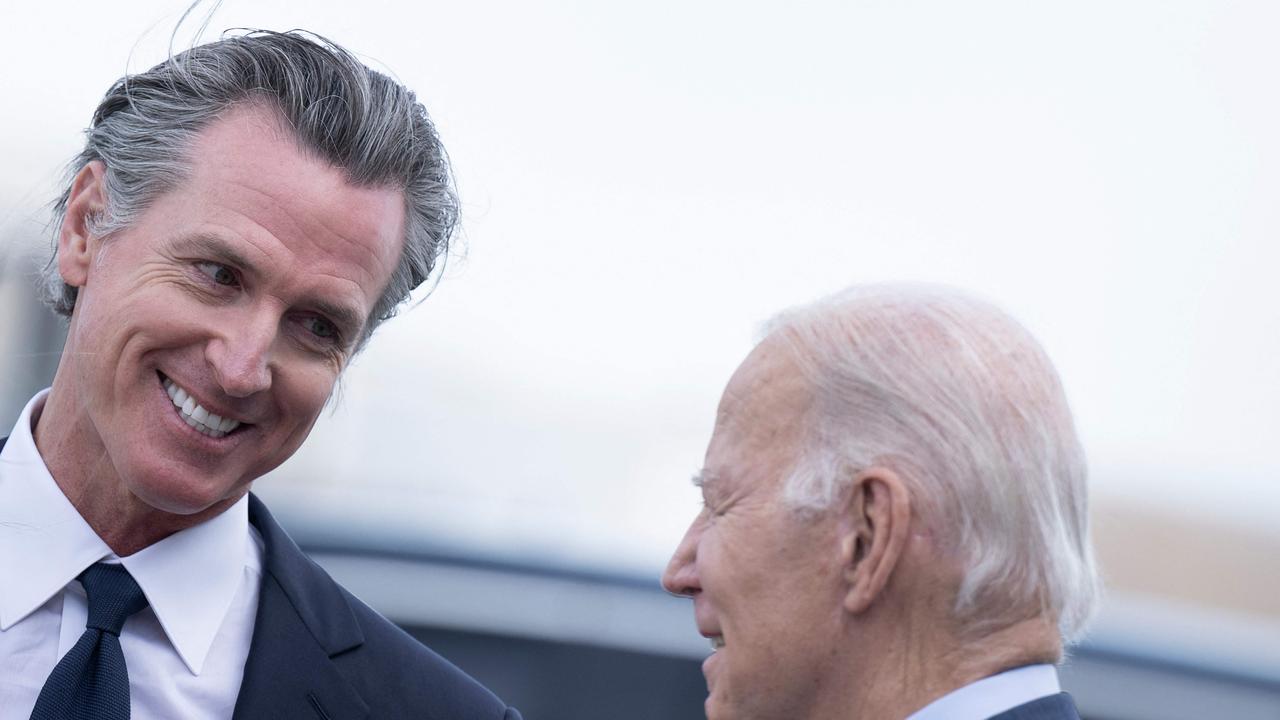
[30,563,150,720]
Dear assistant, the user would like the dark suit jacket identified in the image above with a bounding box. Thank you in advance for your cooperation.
[0,436,522,720]
[233,493,521,719]
[989,692,1081,720]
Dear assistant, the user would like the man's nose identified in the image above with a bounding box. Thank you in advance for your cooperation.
[206,311,276,398]
[661,519,702,597]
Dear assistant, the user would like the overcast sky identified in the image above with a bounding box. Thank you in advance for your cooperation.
[2,0,1277,575]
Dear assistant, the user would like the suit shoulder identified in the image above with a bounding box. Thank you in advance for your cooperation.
[331,582,515,720]
[246,496,518,719]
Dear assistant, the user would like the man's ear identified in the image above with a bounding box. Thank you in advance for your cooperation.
[58,161,108,288]
[839,466,911,615]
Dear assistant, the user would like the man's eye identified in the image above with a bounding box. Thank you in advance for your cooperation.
[302,316,339,342]
[195,261,238,286]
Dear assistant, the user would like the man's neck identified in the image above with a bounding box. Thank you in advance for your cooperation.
[838,617,1062,720]
[33,383,240,556]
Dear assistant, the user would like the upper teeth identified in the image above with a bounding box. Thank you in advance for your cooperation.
[710,637,725,650]
[162,378,242,438]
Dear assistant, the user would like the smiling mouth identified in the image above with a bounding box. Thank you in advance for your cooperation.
[158,372,247,439]
[709,635,725,651]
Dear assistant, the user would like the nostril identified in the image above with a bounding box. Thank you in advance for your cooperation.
[661,567,700,599]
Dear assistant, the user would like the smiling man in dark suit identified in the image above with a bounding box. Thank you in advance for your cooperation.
[663,284,1100,720]
[0,31,520,719]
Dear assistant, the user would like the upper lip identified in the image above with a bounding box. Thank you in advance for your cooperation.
[699,629,725,651]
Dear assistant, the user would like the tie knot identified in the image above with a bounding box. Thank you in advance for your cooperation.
[79,563,149,636]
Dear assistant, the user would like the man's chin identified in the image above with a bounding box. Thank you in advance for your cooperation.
[706,687,773,720]
[704,691,731,720]
[127,472,251,517]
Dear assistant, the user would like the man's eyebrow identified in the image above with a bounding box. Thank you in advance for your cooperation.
[691,470,719,490]
[174,232,259,275]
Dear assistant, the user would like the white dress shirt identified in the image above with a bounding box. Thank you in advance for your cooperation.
[907,663,1062,720]
[0,390,264,719]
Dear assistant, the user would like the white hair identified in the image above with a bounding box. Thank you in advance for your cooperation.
[763,283,1100,642]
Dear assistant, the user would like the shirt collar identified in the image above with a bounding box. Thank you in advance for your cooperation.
[0,389,259,676]
[0,390,111,629]
[907,664,1062,720]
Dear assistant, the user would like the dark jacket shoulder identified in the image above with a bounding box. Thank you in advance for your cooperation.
[235,493,521,720]
[332,581,516,718]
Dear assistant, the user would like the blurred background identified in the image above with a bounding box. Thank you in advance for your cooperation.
[2,1,1278,718]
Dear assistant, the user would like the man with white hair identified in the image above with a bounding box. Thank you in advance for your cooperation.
[662,284,1099,720]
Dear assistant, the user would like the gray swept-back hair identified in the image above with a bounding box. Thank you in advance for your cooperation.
[42,30,457,348]
[764,283,1099,643]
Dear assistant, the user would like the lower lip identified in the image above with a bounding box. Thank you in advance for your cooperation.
[157,373,245,451]
[701,650,720,679]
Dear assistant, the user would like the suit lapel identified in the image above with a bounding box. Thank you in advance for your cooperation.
[233,494,369,720]
[231,571,369,719]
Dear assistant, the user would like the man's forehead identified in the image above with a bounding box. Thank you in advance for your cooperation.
[715,339,810,431]
[190,105,405,244]
[700,339,812,501]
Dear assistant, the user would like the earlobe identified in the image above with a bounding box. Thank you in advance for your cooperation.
[840,467,911,615]
[58,161,108,288]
